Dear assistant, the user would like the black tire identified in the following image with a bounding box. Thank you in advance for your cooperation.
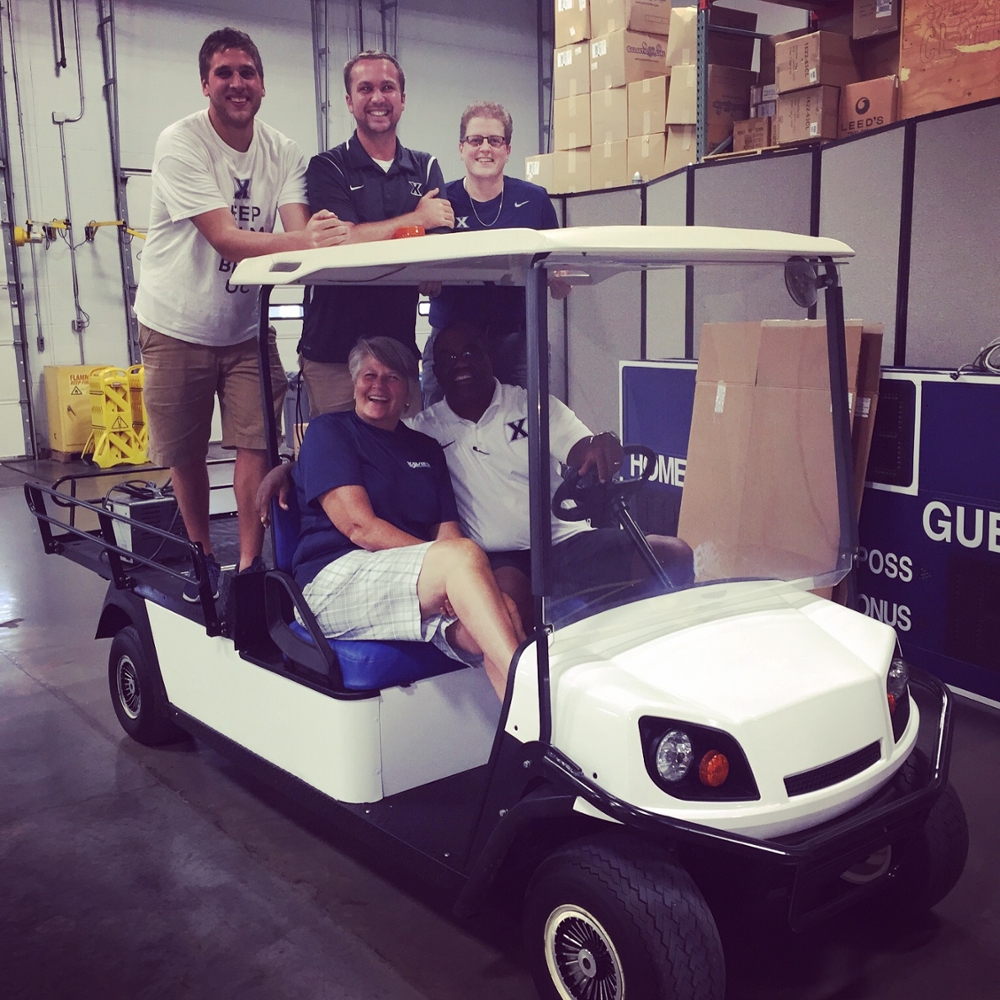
[108,625,184,746]
[523,834,725,1000]
[882,778,969,913]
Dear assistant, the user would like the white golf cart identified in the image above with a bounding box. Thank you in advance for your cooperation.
[25,227,967,1000]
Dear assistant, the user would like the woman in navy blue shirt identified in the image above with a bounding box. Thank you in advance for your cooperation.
[292,336,523,698]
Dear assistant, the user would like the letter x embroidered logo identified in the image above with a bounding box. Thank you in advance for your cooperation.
[508,418,528,442]
[456,216,470,229]
[409,181,424,197]
[234,177,251,200]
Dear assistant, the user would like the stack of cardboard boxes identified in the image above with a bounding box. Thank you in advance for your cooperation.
[663,5,757,168]
[527,0,674,193]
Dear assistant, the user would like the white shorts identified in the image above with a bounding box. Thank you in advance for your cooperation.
[302,541,470,664]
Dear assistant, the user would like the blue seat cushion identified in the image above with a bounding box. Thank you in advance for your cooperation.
[288,620,463,690]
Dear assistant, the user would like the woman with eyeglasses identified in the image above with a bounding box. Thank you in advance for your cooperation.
[291,336,524,699]
[420,101,569,407]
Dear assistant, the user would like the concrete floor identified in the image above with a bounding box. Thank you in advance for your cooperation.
[2,464,1000,1000]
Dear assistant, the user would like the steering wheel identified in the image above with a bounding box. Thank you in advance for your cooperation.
[552,443,657,522]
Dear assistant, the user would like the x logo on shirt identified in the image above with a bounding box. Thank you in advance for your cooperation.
[233,177,251,200]
[410,181,424,197]
[508,418,528,442]
[456,216,470,229]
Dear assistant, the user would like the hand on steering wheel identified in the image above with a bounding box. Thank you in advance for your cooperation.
[552,444,657,522]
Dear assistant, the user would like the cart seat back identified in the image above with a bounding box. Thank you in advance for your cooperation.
[269,485,461,691]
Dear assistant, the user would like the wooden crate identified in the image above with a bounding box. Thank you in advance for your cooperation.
[899,0,1000,118]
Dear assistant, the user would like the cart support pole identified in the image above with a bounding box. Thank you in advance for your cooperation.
[823,270,859,606]
[256,286,280,470]
[526,262,553,745]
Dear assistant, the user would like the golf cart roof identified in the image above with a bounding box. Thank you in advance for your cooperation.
[231,225,854,287]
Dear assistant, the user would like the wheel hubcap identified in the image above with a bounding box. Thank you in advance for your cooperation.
[116,656,141,719]
[544,904,624,1000]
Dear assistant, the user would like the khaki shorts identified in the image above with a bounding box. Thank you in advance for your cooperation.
[139,324,287,467]
[300,356,422,419]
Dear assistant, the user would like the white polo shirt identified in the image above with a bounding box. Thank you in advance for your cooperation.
[410,380,592,551]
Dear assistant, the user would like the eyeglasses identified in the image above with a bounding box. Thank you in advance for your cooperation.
[462,135,507,149]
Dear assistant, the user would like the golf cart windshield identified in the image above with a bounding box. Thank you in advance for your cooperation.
[232,226,856,636]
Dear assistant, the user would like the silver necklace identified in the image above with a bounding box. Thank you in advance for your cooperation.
[465,178,504,227]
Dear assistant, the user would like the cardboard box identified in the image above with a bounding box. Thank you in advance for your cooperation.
[590,30,668,91]
[554,43,591,99]
[44,365,100,452]
[838,75,898,138]
[899,0,1000,118]
[665,5,759,70]
[732,117,772,151]
[663,124,697,172]
[850,324,884,516]
[750,84,778,104]
[627,133,666,181]
[774,31,860,94]
[854,0,898,40]
[628,74,669,135]
[666,63,755,152]
[553,147,592,193]
[591,0,671,37]
[751,100,776,119]
[525,153,556,193]
[589,140,630,188]
[554,94,593,150]
[773,85,841,144]
[678,320,864,582]
[555,0,591,48]
[591,86,629,144]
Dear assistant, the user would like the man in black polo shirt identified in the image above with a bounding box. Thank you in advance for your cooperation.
[298,50,455,415]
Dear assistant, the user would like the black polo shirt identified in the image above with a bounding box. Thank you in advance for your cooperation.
[299,133,446,364]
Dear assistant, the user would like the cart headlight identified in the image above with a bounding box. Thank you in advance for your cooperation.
[640,717,759,801]
[886,657,911,742]
[655,729,693,782]
[887,657,909,713]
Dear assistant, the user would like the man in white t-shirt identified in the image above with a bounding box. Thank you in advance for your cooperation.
[134,27,350,600]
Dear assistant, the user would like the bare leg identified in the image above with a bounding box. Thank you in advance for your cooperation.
[170,460,213,556]
[417,539,523,698]
[493,565,534,631]
[234,447,269,570]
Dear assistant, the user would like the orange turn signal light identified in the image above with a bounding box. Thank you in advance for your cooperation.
[887,693,897,715]
[698,750,729,787]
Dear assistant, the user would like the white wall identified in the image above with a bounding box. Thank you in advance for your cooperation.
[1,0,539,457]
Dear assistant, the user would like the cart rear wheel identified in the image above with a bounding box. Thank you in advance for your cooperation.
[523,835,724,1000]
[108,625,184,745]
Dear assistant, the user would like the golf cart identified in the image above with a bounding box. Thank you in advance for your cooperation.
[25,227,967,1000]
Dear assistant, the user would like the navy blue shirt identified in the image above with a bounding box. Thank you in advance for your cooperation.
[428,176,558,336]
[299,133,447,363]
[292,411,459,587]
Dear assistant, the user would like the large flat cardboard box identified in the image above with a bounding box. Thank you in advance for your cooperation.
[733,117,772,151]
[556,0,591,49]
[591,86,629,144]
[589,140,630,188]
[759,28,812,87]
[838,76,898,138]
[854,0,899,40]
[773,85,841,144]
[553,147,592,193]
[628,74,669,135]
[525,153,556,193]
[590,29,668,91]
[850,324,884,517]
[678,320,864,583]
[591,0,671,37]
[627,132,666,181]
[554,94,593,150]
[665,5,759,69]
[663,124,697,172]
[774,31,860,94]
[899,0,1000,118]
[666,63,755,152]
[44,365,106,453]
[554,43,591,99]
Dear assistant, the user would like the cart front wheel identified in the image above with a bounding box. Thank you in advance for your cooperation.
[108,625,184,745]
[523,835,724,1000]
